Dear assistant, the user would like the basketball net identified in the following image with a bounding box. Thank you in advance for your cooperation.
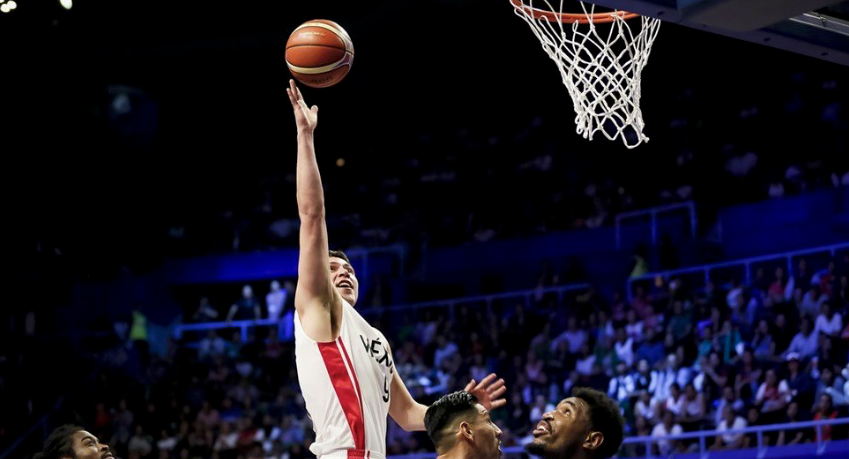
[512,0,660,149]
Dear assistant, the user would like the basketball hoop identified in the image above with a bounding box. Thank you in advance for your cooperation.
[511,0,660,148]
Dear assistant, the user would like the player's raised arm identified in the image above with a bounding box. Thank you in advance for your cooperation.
[288,79,341,342]
[390,368,507,432]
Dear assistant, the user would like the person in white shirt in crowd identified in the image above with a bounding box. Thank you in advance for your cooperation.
[651,411,683,456]
[823,364,849,407]
[156,429,178,453]
[551,316,588,354]
[755,369,790,414]
[714,386,745,428]
[634,392,659,426]
[664,383,685,417]
[815,302,843,338]
[254,414,283,453]
[213,422,238,453]
[711,405,747,450]
[575,342,597,377]
[651,354,692,405]
[624,309,645,343]
[266,280,287,320]
[679,383,706,426]
[608,362,635,406]
[784,317,819,360]
[726,280,743,314]
[632,359,655,396]
[613,327,635,368]
[266,279,295,339]
[799,285,828,319]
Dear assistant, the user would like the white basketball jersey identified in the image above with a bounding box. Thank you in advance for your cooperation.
[295,299,394,459]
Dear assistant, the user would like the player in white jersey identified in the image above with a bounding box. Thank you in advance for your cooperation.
[286,79,507,459]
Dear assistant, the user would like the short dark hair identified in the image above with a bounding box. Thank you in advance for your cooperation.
[424,391,479,450]
[573,387,625,459]
[33,425,84,459]
[329,250,351,265]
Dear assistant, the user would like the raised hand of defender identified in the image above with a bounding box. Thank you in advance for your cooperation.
[287,79,318,133]
[464,373,507,411]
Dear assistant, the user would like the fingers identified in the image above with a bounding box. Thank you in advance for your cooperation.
[286,80,302,109]
[286,79,319,119]
[490,399,507,410]
[296,84,306,105]
[489,385,507,400]
[287,79,304,105]
[478,373,498,388]
[286,88,297,108]
[289,79,299,100]
[487,378,506,394]
[464,380,477,392]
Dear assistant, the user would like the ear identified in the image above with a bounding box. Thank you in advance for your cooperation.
[584,431,604,451]
[459,421,474,442]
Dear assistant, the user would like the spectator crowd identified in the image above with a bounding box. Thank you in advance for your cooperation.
[53,251,849,459]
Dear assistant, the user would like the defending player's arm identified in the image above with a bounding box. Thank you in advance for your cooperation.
[389,365,507,432]
[288,79,342,342]
[389,370,429,432]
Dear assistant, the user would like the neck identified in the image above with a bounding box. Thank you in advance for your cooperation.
[437,443,478,459]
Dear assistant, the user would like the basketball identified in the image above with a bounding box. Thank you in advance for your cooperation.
[285,20,354,88]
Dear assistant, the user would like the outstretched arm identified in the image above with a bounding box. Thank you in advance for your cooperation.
[288,79,342,342]
[389,371,507,432]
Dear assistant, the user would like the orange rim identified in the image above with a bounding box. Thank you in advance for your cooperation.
[510,0,639,24]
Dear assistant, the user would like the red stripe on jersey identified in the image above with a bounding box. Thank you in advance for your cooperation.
[318,340,366,451]
[338,338,365,430]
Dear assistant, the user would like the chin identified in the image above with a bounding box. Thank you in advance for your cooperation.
[525,439,548,456]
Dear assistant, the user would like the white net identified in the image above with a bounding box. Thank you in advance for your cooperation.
[512,0,661,149]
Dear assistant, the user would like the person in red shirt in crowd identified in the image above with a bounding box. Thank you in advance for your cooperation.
[813,393,838,442]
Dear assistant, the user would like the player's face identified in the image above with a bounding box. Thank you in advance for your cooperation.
[473,403,503,458]
[330,257,358,306]
[528,397,591,459]
[69,431,112,459]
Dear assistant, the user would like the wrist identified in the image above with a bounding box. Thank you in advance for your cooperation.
[297,129,314,140]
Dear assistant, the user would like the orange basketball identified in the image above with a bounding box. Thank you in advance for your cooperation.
[285,20,354,88]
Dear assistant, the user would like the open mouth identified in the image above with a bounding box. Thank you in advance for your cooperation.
[336,281,353,289]
[533,420,551,437]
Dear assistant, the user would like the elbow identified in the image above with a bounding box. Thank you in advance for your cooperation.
[392,402,426,432]
[298,208,325,221]
[393,409,418,432]
[296,194,325,220]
